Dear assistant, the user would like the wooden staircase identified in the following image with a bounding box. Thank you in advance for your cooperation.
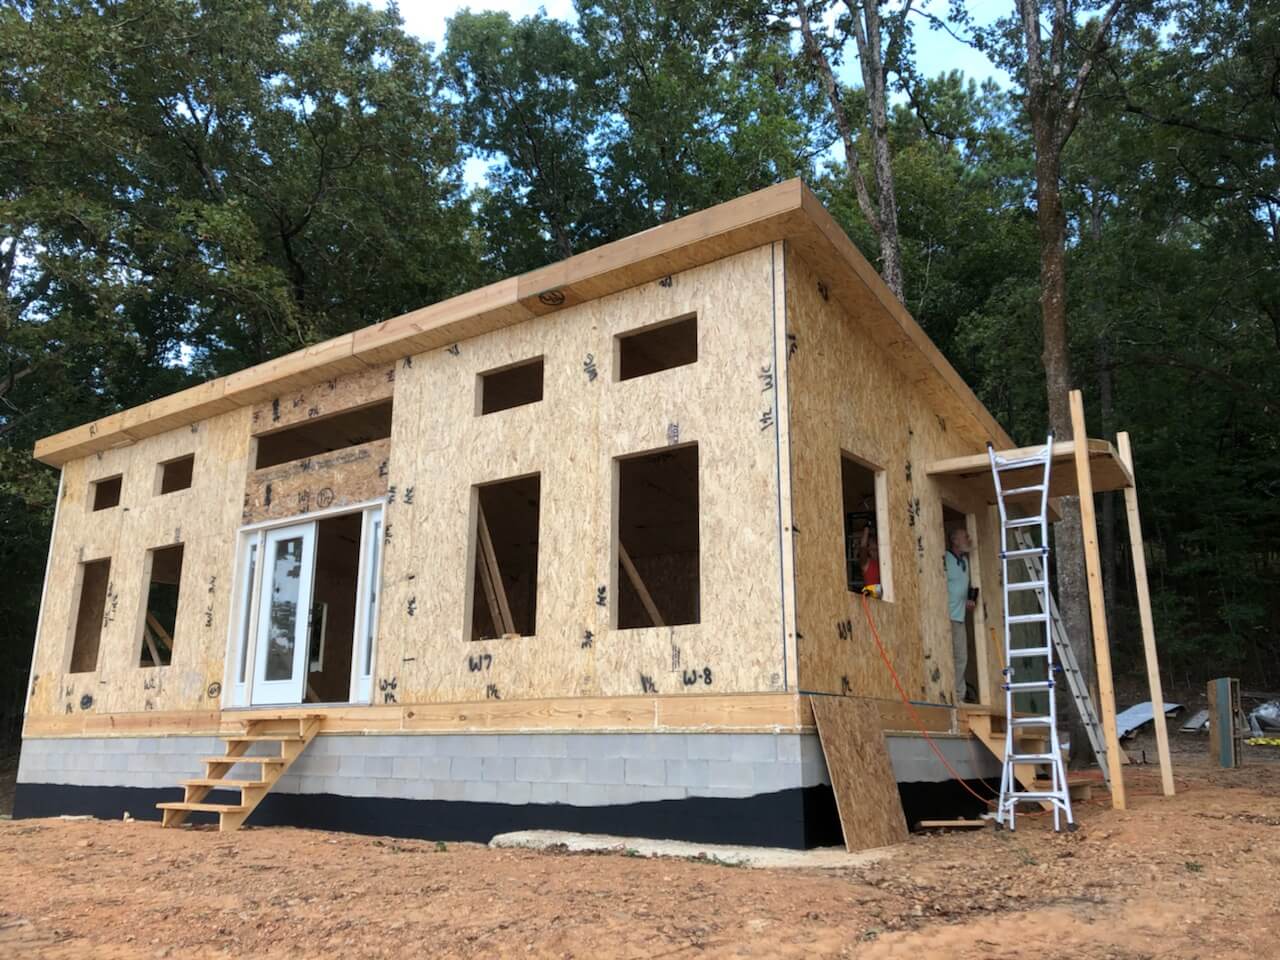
[157,714,323,832]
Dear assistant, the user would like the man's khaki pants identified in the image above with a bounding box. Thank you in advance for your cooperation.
[951,619,968,704]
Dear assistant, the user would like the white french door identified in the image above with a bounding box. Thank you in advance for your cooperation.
[251,522,317,705]
[227,502,384,708]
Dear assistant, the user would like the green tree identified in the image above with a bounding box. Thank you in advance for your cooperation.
[0,0,478,746]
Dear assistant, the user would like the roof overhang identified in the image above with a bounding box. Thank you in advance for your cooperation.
[34,179,1013,467]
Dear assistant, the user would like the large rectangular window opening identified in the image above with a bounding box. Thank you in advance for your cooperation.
[69,557,111,673]
[477,357,544,414]
[616,314,697,381]
[157,454,194,494]
[139,544,184,667]
[91,475,122,511]
[254,399,393,470]
[616,444,700,628]
[469,474,541,640]
[842,452,892,601]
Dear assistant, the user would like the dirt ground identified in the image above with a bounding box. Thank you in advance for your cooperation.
[2,734,1278,959]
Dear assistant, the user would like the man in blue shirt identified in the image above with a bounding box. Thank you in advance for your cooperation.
[945,527,976,703]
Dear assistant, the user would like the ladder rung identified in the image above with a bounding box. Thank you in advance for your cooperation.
[1010,716,1055,727]
[1008,752,1058,762]
[1005,791,1069,801]
[1008,613,1049,625]
[1001,486,1044,498]
[1008,646,1052,658]
[1006,580,1047,592]
[993,456,1049,471]
[1005,680,1054,692]
[1003,517,1043,529]
[1001,547,1048,559]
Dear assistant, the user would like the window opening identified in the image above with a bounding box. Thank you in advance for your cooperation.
[478,357,544,414]
[92,475,122,511]
[616,315,697,381]
[69,558,111,673]
[842,453,891,600]
[139,544,184,667]
[616,444,699,628]
[254,399,393,470]
[158,454,194,494]
[469,474,541,640]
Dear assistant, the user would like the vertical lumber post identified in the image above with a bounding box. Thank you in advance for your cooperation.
[1116,431,1175,796]
[1069,390,1127,809]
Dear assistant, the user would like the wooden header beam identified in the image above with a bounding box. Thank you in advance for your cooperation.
[34,180,1012,467]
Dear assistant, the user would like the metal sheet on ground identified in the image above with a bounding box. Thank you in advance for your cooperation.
[810,695,908,852]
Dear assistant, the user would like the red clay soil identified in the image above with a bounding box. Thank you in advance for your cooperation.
[1,735,1278,959]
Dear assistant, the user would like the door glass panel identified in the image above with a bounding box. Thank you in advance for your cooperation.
[266,536,305,681]
[237,541,258,683]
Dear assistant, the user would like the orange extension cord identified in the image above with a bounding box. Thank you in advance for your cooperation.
[858,592,998,804]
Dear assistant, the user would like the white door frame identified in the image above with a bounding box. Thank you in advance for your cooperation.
[224,499,385,709]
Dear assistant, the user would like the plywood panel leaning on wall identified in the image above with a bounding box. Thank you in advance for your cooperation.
[811,695,909,851]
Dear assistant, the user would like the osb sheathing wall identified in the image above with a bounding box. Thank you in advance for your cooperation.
[784,249,1006,705]
[25,244,793,723]
[375,244,791,704]
[26,408,252,718]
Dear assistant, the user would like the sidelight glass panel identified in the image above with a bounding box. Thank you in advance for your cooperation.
[237,542,258,684]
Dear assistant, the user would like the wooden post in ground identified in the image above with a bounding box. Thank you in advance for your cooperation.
[1069,390,1127,809]
[1116,431,1175,796]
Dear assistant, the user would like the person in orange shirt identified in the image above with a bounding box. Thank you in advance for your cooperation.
[858,525,881,593]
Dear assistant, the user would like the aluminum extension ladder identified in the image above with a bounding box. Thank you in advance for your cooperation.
[987,436,1073,831]
[1009,526,1111,790]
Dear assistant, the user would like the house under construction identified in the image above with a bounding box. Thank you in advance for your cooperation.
[14,181,1167,849]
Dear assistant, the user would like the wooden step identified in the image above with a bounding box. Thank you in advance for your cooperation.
[1032,777,1095,800]
[157,801,249,814]
[224,734,307,743]
[201,755,287,765]
[181,778,267,789]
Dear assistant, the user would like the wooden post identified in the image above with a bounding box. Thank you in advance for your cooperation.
[618,543,665,627]
[476,503,515,636]
[1069,390,1127,809]
[1116,431,1175,796]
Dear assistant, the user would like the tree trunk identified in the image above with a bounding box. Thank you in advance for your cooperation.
[1090,190,1117,643]
[1030,122,1097,769]
[852,0,904,301]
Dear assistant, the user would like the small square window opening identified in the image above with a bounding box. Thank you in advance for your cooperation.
[158,454,194,494]
[477,357,544,415]
[91,475,122,511]
[616,315,697,381]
